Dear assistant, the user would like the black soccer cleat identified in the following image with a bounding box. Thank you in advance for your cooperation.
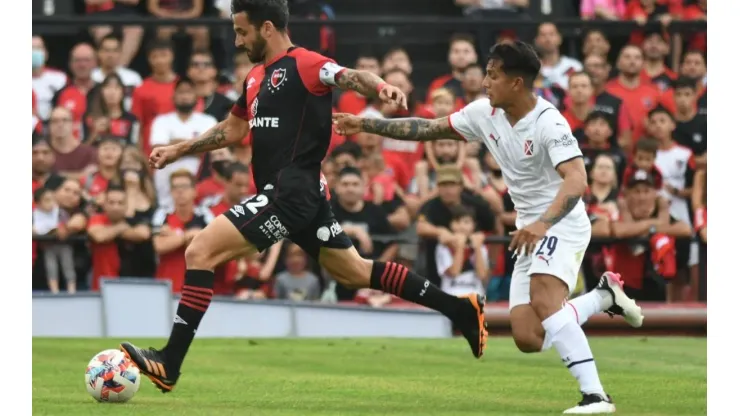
[563,392,616,414]
[595,272,644,328]
[120,342,179,393]
[455,294,488,359]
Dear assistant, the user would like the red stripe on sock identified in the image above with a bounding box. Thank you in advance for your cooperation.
[567,302,580,325]
[380,262,392,289]
[181,299,208,313]
[183,285,213,295]
[183,290,213,302]
[386,262,400,293]
[181,295,211,308]
[394,265,409,297]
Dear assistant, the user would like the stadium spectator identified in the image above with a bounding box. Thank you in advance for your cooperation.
[435,205,488,297]
[91,34,143,111]
[150,77,218,208]
[427,34,478,105]
[83,73,140,146]
[580,0,627,20]
[354,104,411,190]
[82,137,124,210]
[52,43,97,139]
[623,138,664,190]
[580,111,627,181]
[380,46,413,76]
[562,72,595,142]
[409,139,464,205]
[195,148,236,203]
[187,50,234,121]
[33,187,76,295]
[671,50,707,114]
[533,72,566,110]
[581,29,611,58]
[32,138,65,195]
[583,54,631,148]
[585,154,621,218]
[152,170,214,293]
[32,35,67,121]
[384,68,435,119]
[120,146,157,278]
[148,0,209,51]
[606,45,662,145]
[682,0,707,52]
[87,185,127,290]
[625,0,674,46]
[416,164,495,286]
[336,51,382,115]
[640,28,676,92]
[672,77,707,168]
[535,22,583,89]
[274,243,322,301]
[461,64,486,105]
[610,168,692,301]
[49,107,97,180]
[131,40,179,156]
[85,0,144,67]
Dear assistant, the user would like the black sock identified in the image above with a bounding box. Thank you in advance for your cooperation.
[162,269,214,369]
[370,261,463,320]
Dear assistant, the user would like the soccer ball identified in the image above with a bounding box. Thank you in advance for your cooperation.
[84,349,141,402]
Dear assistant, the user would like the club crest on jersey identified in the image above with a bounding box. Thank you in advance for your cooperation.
[269,68,287,92]
[524,140,534,156]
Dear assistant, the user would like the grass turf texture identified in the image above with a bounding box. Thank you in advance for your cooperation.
[33,337,706,415]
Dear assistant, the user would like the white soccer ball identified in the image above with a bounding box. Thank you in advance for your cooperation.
[84,349,141,403]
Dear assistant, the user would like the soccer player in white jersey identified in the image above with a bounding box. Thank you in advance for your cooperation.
[334,41,644,414]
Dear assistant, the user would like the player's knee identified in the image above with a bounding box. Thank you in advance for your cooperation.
[184,234,214,270]
[530,274,568,320]
[322,255,372,289]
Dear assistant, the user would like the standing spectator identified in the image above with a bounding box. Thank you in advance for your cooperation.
[46,179,89,291]
[380,47,413,76]
[91,33,143,110]
[152,170,214,293]
[86,2,144,68]
[187,50,234,121]
[131,40,179,156]
[32,138,65,196]
[672,77,707,169]
[336,51,382,115]
[581,30,611,58]
[606,45,662,145]
[640,28,676,92]
[427,34,478,105]
[32,35,67,121]
[33,188,77,294]
[81,137,124,208]
[274,243,322,301]
[416,165,495,286]
[581,0,626,20]
[120,146,157,278]
[83,73,140,146]
[49,107,97,180]
[331,167,399,300]
[52,43,97,139]
[148,0,209,51]
[580,111,627,181]
[461,64,486,106]
[435,205,488,297]
[535,22,583,90]
[150,77,218,208]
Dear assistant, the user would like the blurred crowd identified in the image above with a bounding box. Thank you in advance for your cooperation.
[32,0,707,304]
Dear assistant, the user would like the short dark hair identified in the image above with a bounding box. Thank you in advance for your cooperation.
[33,187,51,204]
[224,162,250,180]
[190,49,214,63]
[175,76,196,90]
[568,70,592,85]
[463,63,483,73]
[674,76,697,91]
[382,67,410,80]
[147,38,174,55]
[635,138,659,156]
[338,166,363,180]
[231,0,289,31]
[682,49,706,64]
[648,105,674,122]
[585,110,612,126]
[331,142,362,161]
[32,136,51,149]
[356,48,378,62]
[487,41,541,89]
[383,46,408,60]
[450,204,475,222]
[450,33,476,49]
[106,183,126,195]
[98,33,121,49]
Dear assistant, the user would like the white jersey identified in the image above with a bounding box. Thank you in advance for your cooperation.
[540,56,583,90]
[655,144,695,224]
[32,68,68,120]
[449,97,587,227]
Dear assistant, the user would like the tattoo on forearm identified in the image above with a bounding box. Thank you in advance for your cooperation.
[184,127,227,155]
[336,69,382,96]
[540,194,582,227]
[360,117,460,141]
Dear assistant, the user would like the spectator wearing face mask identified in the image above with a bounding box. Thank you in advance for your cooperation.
[32,35,68,121]
[195,148,237,204]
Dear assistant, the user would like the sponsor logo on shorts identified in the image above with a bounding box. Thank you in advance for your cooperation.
[316,221,343,242]
[230,205,245,217]
[537,255,551,266]
[329,221,343,237]
[259,215,289,242]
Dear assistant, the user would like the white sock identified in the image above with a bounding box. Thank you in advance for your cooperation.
[541,307,606,397]
[565,290,610,325]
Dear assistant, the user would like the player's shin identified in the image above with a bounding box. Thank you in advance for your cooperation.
[369,261,463,319]
[162,269,215,367]
[541,307,607,397]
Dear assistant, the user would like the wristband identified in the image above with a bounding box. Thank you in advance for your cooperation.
[376,82,387,94]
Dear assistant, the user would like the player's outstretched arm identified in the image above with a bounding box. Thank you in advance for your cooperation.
[177,114,249,156]
[539,158,589,228]
[335,69,385,97]
[333,113,462,142]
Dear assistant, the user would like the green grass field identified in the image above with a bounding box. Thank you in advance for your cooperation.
[33,337,706,416]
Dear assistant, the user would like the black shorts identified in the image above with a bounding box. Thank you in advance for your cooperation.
[222,184,353,261]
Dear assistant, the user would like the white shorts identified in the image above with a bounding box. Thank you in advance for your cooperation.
[509,216,591,310]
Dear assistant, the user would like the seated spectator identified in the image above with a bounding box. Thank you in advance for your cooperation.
[120,146,157,278]
[49,107,97,180]
[83,73,140,146]
[461,64,486,106]
[91,33,143,110]
[427,34,477,106]
[610,169,693,301]
[85,1,144,67]
[672,77,707,168]
[87,185,151,290]
[536,22,583,90]
[148,0,209,51]
[581,29,611,58]
[52,43,97,140]
[623,138,664,191]
[82,136,124,210]
[274,243,322,302]
[380,46,413,77]
[417,165,495,286]
[33,187,76,294]
[581,1,627,21]
[152,170,214,293]
[580,111,627,181]
[435,205,488,297]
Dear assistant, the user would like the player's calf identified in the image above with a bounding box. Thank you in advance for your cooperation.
[509,305,546,353]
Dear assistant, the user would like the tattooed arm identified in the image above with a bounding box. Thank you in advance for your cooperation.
[175,114,249,156]
[539,157,589,228]
[334,115,463,142]
[335,69,385,97]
